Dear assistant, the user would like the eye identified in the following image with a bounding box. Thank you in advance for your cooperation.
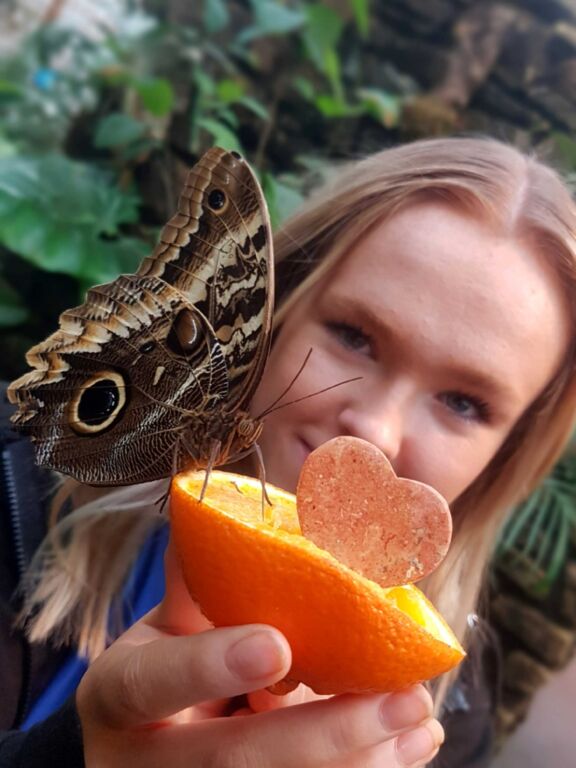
[326,321,372,355]
[439,391,491,423]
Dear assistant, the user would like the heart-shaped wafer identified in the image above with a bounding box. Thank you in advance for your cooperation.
[296,436,452,587]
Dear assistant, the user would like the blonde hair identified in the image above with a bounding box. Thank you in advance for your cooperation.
[21,479,167,659]
[272,137,576,702]
[22,139,576,690]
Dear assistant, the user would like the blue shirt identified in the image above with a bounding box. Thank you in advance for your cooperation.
[21,525,169,729]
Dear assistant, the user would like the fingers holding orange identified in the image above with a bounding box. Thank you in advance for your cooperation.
[78,623,292,730]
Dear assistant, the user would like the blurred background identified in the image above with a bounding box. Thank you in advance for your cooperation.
[0,1,575,765]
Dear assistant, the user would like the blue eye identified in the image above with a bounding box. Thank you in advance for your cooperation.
[440,392,491,423]
[326,321,371,353]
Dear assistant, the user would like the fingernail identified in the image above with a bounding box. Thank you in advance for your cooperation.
[379,686,433,731]
[226,630,288,681]
[396,720,445,766]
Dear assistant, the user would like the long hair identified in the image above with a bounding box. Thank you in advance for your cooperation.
[22,139,576,686]
[272,137,576,687]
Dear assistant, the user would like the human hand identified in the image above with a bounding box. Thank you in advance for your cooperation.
[76,540,444,767]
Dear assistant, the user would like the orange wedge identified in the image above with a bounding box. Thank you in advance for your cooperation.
[170,471,465,695]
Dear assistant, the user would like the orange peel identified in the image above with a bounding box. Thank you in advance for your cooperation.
[170,471,465,695]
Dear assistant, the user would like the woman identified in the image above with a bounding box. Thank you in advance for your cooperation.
[2,137,575,767]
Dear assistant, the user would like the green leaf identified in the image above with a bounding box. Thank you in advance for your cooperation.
[358,87,402,127]
[216,78,246,104]
[349,0,370,37]
[198,118,243,152]
[0,205,53,259]
[292,76,316,100]
[238,95,269,121]
[203,0,230,33]
[0,195,20,218]
[135,78,175,117]
[239,1,305,42]
[314,93,358,118]
[80,236,150,284]
[262,173,305,229]
[117,137,161,162]
[35,224,87,274]
[323,48,343,99]
[0,157,41,200]
[217,107,239,128]
[495,448,576,599]
[0,275,28,327]
[94,113,147,148]
[193,68,217,98]
[0,155,143,280]
[0,133,17,159]
[0,79,22,95]
[302,4,344,77]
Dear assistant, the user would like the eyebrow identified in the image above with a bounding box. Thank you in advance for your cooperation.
[330,295,523,406]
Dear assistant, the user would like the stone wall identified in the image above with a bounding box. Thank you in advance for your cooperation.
[369,0,576,161]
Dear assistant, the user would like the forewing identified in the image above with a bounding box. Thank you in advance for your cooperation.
[138,147,274,409]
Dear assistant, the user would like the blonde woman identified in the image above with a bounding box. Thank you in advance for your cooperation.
[1,137,575,768]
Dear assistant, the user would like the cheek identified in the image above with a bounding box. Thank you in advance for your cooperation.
[253,355,336,433]
[253,330,339,418]
[414,434,504,504]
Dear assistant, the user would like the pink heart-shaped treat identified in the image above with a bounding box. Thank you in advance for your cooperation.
[296,436,452,587]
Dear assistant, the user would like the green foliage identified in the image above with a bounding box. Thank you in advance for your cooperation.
[0,154,148,295]
[0,275,28,328]
[0,0,408,377]
[496,447,576,599]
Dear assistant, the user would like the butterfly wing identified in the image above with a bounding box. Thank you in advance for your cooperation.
[8,149,273,484]
[138,147,274,410]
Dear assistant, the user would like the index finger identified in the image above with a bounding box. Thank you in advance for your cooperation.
[79,623,292,728]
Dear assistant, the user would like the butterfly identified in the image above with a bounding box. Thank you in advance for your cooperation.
[8,148,274,486]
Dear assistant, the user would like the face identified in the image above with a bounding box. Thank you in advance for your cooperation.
[251,201,570,503]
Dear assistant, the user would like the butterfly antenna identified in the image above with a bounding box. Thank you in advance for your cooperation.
[258,377,363,419]
[256,348,313,417]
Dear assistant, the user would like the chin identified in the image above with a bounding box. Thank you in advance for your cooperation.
[264,458,299,494]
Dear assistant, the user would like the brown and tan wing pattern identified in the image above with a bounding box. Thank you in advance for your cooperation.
[139,147,274,409]
[7,148,273,485]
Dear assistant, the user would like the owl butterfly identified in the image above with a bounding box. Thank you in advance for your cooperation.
[8,148,274,486]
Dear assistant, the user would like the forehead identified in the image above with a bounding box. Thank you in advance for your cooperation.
[308,200,570,402]
[326,201,565,317]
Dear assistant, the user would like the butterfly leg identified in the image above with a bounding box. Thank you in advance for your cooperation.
[153,436,186,513]
[252,442,272,510]
[198,439,222,501]
[154,486,171,514]
[227,443,271,512]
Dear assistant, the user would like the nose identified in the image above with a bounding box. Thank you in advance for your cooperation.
[337,384,410,465]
